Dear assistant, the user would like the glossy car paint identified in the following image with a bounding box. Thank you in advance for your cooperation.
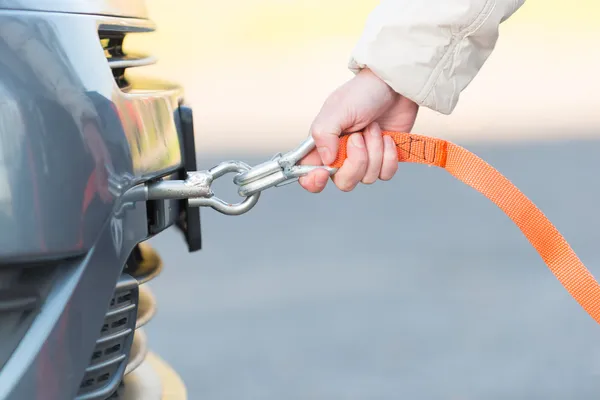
[0,11,183,261]
[0,7,191,400]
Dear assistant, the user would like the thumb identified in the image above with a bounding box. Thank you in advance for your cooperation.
[309,100,353,166]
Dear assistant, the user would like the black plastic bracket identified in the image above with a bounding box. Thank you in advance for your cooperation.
[175,105,202,252]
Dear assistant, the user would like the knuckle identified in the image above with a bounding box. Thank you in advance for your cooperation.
[345,156,366,173]
[353,146,369,163]
[355,156,368,170]
[367,125,382,140]
[310,124,328,140]
[367,150,383,167]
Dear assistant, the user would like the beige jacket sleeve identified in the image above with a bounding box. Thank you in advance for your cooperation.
[349,0,525,114]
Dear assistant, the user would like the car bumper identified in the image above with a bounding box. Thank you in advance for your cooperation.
[0,9,196,400]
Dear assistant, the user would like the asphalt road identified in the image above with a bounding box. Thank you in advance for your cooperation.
[145,138,600,399]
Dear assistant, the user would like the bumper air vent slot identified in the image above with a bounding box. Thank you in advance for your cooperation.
[77,242,162,399]
[98,23,156,91]
[76,275,138,400]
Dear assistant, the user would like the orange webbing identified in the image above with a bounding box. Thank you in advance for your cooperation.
[331,131,600,324]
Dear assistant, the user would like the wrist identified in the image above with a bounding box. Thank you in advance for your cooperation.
[356,67,399,102]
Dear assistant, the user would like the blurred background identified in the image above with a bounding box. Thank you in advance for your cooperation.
[132,1,600,398]
[127,0,600,151]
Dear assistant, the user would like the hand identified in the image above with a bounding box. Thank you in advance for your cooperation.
[299,68,418,193]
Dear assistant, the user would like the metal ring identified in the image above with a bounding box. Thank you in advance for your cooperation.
[233,159,281,186]
[192,160,261,215]
[189,192,260,215]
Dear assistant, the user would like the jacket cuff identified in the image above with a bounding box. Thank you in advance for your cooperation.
[348,0,525,115]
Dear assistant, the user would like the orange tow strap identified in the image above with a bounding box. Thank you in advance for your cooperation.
[331,131,600,324]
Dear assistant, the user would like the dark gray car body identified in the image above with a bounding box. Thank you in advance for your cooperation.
[0,2,197,398]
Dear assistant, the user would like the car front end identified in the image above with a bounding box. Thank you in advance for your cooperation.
[0,1,199,399]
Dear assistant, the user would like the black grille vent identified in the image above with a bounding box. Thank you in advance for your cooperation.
[123,242,160,376]
[76,275,139,400]
[77,243,161,399]
[99,24,156,91]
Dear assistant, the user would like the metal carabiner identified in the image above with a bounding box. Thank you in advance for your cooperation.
[147,160,260,216]
[233,136,338,197]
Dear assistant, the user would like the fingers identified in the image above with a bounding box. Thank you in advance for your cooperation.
[298,128,400,193]
[310,114,344,166]
[361,123,384,184]
[380,135,399,180]
[298,149,329,193]
[312,126,340,166]
[301,91,353,192]
[309,91,353,165]
[308,71,388,165]
[298,168,331,193]
[299,133,370,193]
[331,123,397,190]
[332,133,368,192]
